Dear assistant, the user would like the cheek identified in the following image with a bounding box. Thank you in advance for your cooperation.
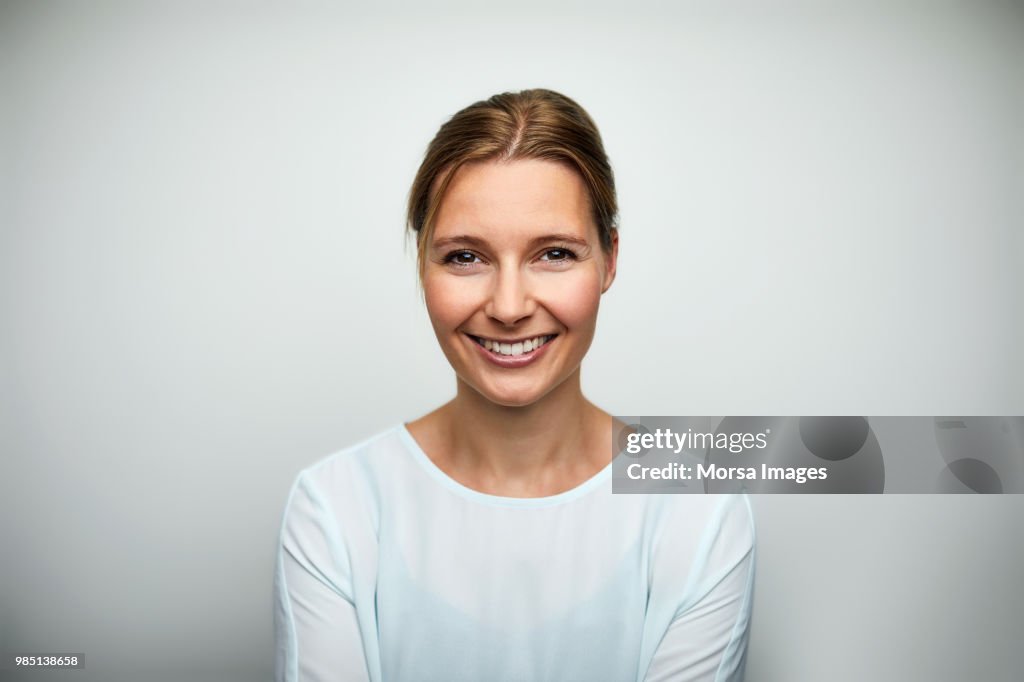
[423,274,479,332]
[539,269,603,333]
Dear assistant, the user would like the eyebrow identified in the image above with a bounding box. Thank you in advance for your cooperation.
[431,232,591,251]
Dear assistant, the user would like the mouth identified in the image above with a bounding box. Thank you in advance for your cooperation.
[467,333,557,358]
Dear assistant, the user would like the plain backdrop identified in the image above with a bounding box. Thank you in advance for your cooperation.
[2,1,1022,680]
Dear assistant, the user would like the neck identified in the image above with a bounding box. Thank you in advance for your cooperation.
[433,369,610,496]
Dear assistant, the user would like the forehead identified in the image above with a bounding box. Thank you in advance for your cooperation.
[431,159,594,243]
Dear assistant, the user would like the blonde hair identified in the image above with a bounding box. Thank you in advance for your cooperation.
[406,88,618,278]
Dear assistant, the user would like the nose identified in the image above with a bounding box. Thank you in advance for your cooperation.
[484,266,535,326]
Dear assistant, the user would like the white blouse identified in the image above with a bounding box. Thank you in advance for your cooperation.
[274,425,756,681]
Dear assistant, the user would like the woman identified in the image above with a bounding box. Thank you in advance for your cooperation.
[274,88,755,681]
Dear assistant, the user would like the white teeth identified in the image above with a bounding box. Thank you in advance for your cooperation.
[474,334,553,357]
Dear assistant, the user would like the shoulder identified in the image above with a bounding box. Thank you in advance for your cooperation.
[646,494,755,549]
[668,493,755,559]
[277,428,408,602]
[299,425,407,486]
[694,494,755,569]
[695,493,755,543]
[646,494,756,605]
[281,425,411,529]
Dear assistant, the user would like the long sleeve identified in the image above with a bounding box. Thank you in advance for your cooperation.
[644,495,756,682]
[274,471,371,682]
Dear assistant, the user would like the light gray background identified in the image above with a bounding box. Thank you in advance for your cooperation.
[2,1,1022,680]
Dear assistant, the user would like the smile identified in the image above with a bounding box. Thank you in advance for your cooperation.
[466,333,557,364]
[469,334,556,357]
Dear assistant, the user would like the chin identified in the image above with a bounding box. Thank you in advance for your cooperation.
[485,393,544,409]
[462,376,555,409]
[479,386,546,408]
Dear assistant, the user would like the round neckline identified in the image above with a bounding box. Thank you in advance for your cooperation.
[397,423,613,508]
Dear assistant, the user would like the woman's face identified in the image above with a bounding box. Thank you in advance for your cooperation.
[422,158,618,408]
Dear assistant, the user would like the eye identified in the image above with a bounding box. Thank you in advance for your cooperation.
[443,250,483,267]
[540,248,577,263]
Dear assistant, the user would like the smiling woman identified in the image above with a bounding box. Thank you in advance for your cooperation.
[273,89,756,681]
[422,159,614,414]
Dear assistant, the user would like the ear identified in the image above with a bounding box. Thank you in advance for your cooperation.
[601,229,619,294]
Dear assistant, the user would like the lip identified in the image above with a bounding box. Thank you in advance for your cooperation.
[465,333,557,368]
